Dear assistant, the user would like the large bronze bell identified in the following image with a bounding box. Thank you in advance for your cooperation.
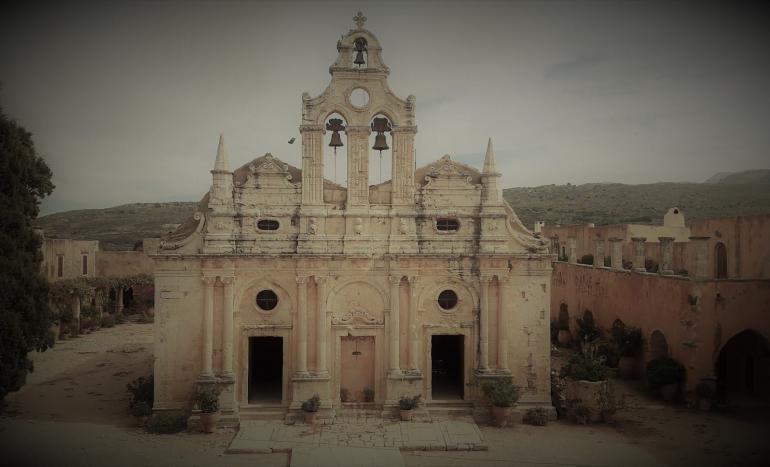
[326,118,345,154]
[372,133,389,152]
[353,38,367,66]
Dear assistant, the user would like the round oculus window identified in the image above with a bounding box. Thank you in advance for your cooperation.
[349,88,370,108]
[437,289,458,310]
[256,289,279,311]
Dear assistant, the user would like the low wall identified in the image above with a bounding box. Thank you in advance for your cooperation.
[96,251,153,277]
[551,262,770,391]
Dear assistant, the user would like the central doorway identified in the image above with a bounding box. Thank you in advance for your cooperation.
[340,336,375,403]
[431,335,464,400]
[248,336,283,403]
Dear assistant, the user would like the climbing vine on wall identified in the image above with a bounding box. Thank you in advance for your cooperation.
[48,274,153,315]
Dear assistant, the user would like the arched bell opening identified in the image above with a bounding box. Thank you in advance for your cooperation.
[352,37,368,68]
[368,114,392,186]
[324,113,348,186]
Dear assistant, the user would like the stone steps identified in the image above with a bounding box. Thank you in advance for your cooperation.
[239,405,288,421]
[425,400,475,419]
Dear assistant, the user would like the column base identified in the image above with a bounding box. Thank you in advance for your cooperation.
[661,269,674,275]
[197,373,216,383]
[633,268,647,273]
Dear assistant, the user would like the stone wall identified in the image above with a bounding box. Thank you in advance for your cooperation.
[96,251,153,277]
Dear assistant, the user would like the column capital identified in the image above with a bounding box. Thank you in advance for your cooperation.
[407,276,420,284]
[391,125,418,134]
[313,275,327,285]
[296,276,310,284]
[299,124,325,132]
[497,275,510,284]
[630,237,647,243]
[388,275,402,285]
[202,276,217,286]
[480,275,494,284]
[220,276,235,285]
[608,237,624,243]
[658,236,674,242]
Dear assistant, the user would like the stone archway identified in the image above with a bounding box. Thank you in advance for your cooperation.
[649,330,669,360]
[717,330,770,404]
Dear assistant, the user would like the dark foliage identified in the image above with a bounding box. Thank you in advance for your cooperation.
[0,109,55,401]
[576,310,601,344]
[646,357,685,390]
[145,412,188,434]
[127,375,154,411]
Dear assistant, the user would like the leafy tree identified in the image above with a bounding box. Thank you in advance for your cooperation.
[0,107,54,401]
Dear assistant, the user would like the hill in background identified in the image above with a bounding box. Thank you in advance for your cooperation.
[36,171,770,250]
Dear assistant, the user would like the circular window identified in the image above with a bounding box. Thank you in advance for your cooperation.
[349,88,370,108]
[437,290,458,310]
[256,290,279,311]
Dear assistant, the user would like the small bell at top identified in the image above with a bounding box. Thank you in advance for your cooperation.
[353,38,367,67]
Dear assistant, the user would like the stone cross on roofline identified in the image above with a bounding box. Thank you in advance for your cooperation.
[354,11,367,29]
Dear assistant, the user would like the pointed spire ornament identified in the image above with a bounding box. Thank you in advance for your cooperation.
[483,137,497,174]
[213,133,230,172]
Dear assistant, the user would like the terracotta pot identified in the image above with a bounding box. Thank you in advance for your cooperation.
[303,411,318,425]
[565,379,610,423]
[491,405,511,427]
[557,330,572,347]
[660,383,678,402]
[400,409,413,421]
[617,357,636,379]
[200,411,220,433]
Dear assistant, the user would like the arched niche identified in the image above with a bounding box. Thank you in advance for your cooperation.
[649,330,669,360]
[716,329,770,403]
[715,242,727,279]
[327,280,386,325]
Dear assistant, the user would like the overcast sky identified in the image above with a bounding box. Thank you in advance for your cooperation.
[2,1,769,216]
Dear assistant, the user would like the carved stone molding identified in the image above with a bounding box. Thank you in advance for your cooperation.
[331,308,384,325]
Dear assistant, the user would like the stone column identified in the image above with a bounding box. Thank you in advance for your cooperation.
[390,126,416,205]
[388,276,401,375]
[568,237,577,264]
[478,276,492,372]
[314,276,328,377]
[300,124,324,205]
[594,236,605,268]
[659,237,675,275]
[72,294,81,334]
[609,237,624,269]
[116,286,124,313]
[496,277,510,373]
[221,277,235,378]
[345,126,370,207]
[200,276,216,380]
[94,289,104,321]
[631,237,647,273]
[295,276,309,377]
[408,276,420,372]
[689,236,711,279]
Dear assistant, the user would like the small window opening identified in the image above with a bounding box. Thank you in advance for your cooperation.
[257,219,280,231]
[436,218,460,232]
[57,255,64,278]
[256,290,279,311]
[438,290,458,310]
[82,255,88,275]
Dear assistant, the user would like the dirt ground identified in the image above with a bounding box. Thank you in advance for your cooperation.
[1,321,769,467]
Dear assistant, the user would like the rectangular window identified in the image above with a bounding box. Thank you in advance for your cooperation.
[57,255,64,278]
[436,218,460,232]
[82,255,88,275]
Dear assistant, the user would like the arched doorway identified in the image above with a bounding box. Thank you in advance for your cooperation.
[715,242,727,279]
[649,330,669,360]
[558,303,570,330]
[717,330,770,404]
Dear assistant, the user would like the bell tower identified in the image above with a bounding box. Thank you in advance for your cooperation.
[298,12,418,254]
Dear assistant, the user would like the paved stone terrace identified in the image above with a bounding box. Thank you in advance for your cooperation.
[228,416,487,454]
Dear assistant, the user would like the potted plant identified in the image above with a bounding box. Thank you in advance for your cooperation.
[695,381,714,411]
[561,344,613,422]
[363,387,375,403]
[398,395,421,421]
[129,401,152,426]
[196,385,221,433]
[525,407,549,426]
[301,394,321,424]
[646,357,685,402]
[482,377,520,427]
[340,388,351,403]
[616,326,643,378]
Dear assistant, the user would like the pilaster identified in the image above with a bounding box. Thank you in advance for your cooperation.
[478,275,493,373]
[631,237,647,273]
[608,237,623,270]
[300,124,325,206]
[659,236,675,275]
[199,276,216,381]
[346,126,370,207]
[391,126,416,205]
[294,276,310,377]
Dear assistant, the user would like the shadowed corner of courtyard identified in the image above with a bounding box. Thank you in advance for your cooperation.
[1,322,769,467]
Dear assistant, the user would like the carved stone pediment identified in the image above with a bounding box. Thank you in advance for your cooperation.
[425,155,473,183]
[251,154,292,177]
[331,308,383,325]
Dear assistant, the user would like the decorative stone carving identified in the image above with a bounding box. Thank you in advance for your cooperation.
[331,308,383,325]
[308,217,318,235]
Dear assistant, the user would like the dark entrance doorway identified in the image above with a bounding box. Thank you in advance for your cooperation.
[249,336,283,403]
[431,335,464,400]
[717,330,770,405]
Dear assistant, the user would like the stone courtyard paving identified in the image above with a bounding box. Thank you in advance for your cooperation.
[228,416,486,454]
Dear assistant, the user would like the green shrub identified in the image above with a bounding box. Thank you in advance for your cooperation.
[578,254,594,265]
[101,315,115,328]
[482,377,519,407]
[561,344,609,382]
[195,385,220,413]
[301,394,321,413]
[398,394,421,410]
[576,311,601,344]
[129,400,152,417]
[146,412,188,434]
[363,387,375,402]
[525,407,549,426]
[646,357,685,390]
[127,375,154,412]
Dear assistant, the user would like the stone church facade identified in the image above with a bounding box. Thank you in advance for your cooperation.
[147,14,553,423]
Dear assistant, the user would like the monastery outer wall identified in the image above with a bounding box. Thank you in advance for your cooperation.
[96,251,153,277]
[688,215,770,279]
[40,237,99,281]
[551,262,770,392]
